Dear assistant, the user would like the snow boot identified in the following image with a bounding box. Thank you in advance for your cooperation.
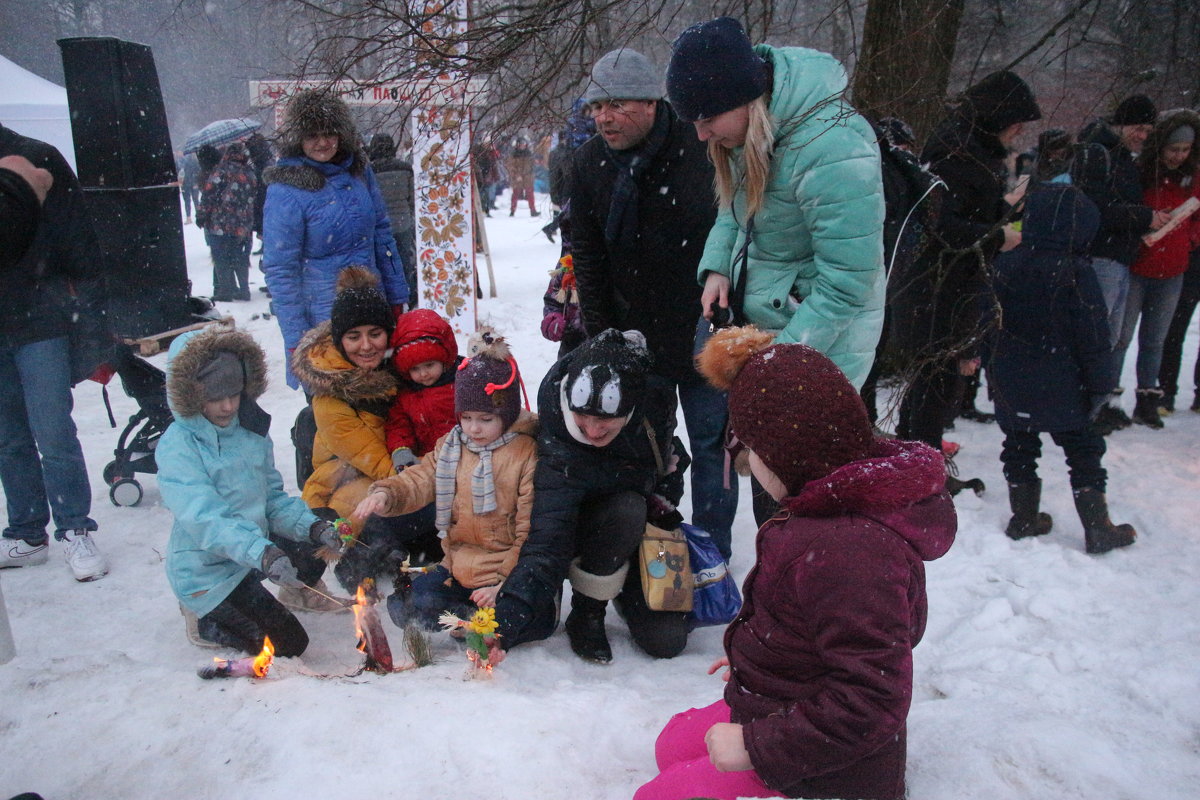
[1005,481,1053,539]
[565,559,628,664]
[1132,388,1165,428]
[1092,402,1133,436]
[565,592,612,664]
[1073,488,1136,554]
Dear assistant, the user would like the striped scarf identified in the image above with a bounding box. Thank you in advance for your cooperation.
[434,426,519,533]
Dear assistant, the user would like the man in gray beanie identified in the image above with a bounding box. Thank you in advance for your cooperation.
[570,48,740,561]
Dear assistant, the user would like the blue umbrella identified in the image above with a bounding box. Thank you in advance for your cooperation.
[183,118,262,154]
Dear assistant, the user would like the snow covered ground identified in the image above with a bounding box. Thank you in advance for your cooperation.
[2,191,1199,799]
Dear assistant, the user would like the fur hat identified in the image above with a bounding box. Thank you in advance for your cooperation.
[697,327,873,495]
[666,17,770,123]
[276,88,364,170]
[961,70,1042,134]
[562,328,651,419]
[456,327,521,428]
[391,309,458,374]
[330,267,394,354]
[1111,94,1157,126]
[167,324,267,420]
[582,49,663,105]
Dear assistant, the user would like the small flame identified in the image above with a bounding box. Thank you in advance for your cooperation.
[353,586,368,651]
[252,636,274,678]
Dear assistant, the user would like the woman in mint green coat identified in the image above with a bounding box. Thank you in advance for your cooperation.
[666,17,885,391]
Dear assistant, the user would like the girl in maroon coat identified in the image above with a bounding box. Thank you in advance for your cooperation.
[386,309,462,469]
[635,327,957,800]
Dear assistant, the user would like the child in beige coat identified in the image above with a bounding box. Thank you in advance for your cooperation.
[353,330,537,636]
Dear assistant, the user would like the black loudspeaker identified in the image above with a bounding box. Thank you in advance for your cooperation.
[57,37,176,189]
[84,186,190,337]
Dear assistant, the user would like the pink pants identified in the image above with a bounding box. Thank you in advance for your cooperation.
[633,700,785,800]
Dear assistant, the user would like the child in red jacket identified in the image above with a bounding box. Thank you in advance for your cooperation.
[386,309,462,470]
[635,328,956,800]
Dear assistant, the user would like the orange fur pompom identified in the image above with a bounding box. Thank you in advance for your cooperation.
[335,265,381,294]
[695,326,775,391]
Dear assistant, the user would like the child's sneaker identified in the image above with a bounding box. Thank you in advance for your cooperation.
[59,530,108,581]
[0,537,48,569]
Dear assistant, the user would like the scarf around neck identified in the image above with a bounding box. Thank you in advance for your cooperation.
[434,426,519,533]
[604,101,672,251]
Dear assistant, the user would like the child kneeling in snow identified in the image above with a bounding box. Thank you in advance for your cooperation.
[353,329,537,647]
[634,328,956,800]
[158,325,345,656]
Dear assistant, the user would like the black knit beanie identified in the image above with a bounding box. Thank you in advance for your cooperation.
[563,329,651,419]
[1110,94,1157,126]
[666,17,770,123]
[962,70,1042,134]
[330,267,394,354]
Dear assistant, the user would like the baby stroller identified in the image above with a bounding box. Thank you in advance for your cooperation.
[101,346,173,507]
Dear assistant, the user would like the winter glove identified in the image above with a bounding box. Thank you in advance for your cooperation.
[647,493,684,530]
[540,311,566,342]
[392,447,417,472]
[261,546,304,588]
[309,520,342,550]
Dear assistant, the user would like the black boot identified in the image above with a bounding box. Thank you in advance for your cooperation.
[565,592,611,664]
[1132,388,1165,428]
[1005,481,1053,539]
[1073,488,1136,554]
[1092,402,1132,435]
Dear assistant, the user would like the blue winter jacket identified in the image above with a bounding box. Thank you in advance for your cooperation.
[262,155,409,388]
[982,184,1115,433]
[158,330,318,616]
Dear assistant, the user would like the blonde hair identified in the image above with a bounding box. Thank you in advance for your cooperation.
[708,95,775,216]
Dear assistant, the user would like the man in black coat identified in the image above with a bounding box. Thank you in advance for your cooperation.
[0,124,109,581]
[0,154,52,269]
[892,71,1041,495]
[495,330,691,663]
[569,48,737,559]
[366,133,417,302]
[1076,94,1171,432]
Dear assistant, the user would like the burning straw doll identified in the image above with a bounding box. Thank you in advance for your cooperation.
[158,325,346,656]
[352,328,537,664]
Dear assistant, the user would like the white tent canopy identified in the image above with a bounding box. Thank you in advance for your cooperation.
[0,53,76,169]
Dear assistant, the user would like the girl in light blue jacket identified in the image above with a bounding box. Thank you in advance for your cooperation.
[158,325,345,655]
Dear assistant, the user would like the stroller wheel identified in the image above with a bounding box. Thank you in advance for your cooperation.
[103,461,128,487]
[110,478,144,507]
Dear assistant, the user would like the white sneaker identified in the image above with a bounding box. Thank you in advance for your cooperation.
[0,538,49,568]
[60,530,108,582]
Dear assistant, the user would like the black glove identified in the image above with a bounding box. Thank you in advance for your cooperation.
[309,519,341,550]
[261,546,304,588]
[647,492,684,530]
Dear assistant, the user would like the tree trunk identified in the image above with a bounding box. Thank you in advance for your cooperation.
[851,0,966,146]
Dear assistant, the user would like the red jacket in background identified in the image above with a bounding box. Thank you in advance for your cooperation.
[724,438,956,800]
[1133,169,1200,279]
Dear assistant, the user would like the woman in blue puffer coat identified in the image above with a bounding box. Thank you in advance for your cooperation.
[263,89,409,388]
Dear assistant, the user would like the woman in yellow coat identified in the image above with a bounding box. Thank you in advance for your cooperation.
[293,267,440,592]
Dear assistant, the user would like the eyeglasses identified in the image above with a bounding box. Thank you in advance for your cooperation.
[585,99,635,119]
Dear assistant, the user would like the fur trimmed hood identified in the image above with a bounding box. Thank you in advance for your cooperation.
[291,320,398,403]
[272,88,366,177]
[166,324,268,420]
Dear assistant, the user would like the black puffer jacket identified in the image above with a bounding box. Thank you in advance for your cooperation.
[888,115,1010,357]
[0,125,108,380]
[1076,119,1155,266]
[570,101,716,381]
[496,351,685,646]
